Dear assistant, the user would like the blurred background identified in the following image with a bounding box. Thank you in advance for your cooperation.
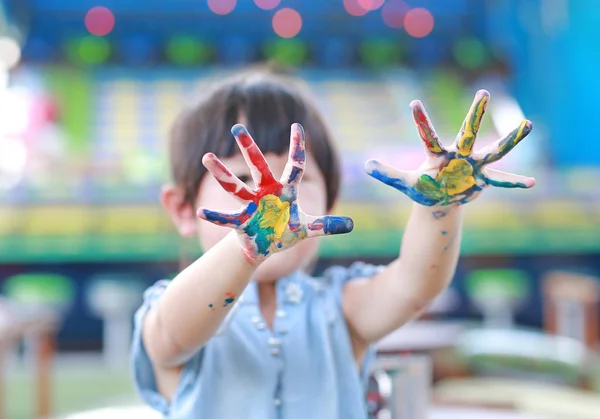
[0,0,600,418]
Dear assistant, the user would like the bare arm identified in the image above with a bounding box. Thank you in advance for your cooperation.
[143,123,353,368]
[143,231,257,367]
[344,90,534,344]
[343,204,461,343]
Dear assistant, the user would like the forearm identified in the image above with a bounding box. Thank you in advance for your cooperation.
[395,202,462,299]
[144,231,257,366]
[343,203,462,342]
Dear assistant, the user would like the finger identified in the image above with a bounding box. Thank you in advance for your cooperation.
[304,215,354,238]
[477,120,533,165]
[365,159,413,194]
[280,123,306,186]
[455,89,490,156]
[202,153,255,202]
[231,124,277,189]
[196,206,254,228]
[483,168,536,189]
[410,100,444,155]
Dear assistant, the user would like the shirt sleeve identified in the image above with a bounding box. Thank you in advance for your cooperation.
[130,280,172,414]
[322,261,384,306]
[130,280,206,415]
[321,262,385,383]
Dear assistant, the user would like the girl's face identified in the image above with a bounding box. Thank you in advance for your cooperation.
[194,151,328,282]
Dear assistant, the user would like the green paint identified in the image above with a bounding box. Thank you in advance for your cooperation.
[415,174,445,200]
[244,219,275,255]
[43,67,93,153]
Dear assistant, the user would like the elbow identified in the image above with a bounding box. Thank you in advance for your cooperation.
[143,310,200,369]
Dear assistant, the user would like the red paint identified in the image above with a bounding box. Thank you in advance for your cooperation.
[414,107,435,150]
[430,264,438,269]
[237,132,253,148]
[219,180,255,201]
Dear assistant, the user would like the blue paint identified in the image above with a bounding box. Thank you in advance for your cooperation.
[441,231,448,235]
[202,201,258,227]
[368,168,439,206]
[311,216,354,235]
[485,178,528,189]
[231,124,248,137]
[287,166,303,183]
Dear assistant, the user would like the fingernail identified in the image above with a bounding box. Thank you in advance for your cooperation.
[231,124,248,137]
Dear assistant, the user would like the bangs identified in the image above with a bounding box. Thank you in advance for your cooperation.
[212,78,315,158]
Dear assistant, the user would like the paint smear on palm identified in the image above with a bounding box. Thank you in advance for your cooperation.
[244,194,290,255]
[414,159,476,203]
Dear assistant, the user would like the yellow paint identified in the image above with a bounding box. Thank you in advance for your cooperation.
[457,94,488,156]
[257,195,290,239]
[437,159,476,196]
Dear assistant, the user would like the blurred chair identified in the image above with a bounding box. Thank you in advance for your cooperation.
[542,270,600,349]
[1,272,75,419]
[369,354,433,419]
[464,269,530,329]
[85,274,144,368]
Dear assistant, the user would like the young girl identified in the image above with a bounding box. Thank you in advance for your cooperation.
[131,69,534,418]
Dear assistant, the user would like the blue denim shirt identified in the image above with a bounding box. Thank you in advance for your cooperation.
[131,262,382,419]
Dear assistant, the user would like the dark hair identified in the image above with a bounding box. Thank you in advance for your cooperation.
[169,68,341,211]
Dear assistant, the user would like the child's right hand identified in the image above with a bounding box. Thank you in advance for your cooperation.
[197,123,354,262]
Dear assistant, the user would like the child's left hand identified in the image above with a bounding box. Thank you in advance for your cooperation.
[365,90,535,206]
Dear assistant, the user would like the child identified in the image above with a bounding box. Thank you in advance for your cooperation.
[131,69,534,418]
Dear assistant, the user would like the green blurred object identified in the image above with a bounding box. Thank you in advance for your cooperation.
[452,37,491,70]
[7,362,136,418]
[3,273,75,308]
[66,36,111,65]
[465,269,530,301]
[165,35,212,65]
[263,38,307,67]
[359,38,401,68]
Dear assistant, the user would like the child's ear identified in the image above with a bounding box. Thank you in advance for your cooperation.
[160,184,197,237]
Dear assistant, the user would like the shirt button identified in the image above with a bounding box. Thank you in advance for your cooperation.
[256,322,266,330]
[271,347,280,356]
[276,310,286,318]
[274,398,281,406]
[251,316,261,324]
[268,337,281,346]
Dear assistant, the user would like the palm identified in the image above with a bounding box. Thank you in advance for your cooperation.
[197,123,353,261]
[366,90,535,206]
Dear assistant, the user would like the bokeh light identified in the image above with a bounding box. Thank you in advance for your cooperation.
[357,0,385,12]
[67,36,111,65]
[166,36,212,65]
[254,0,280,10]
[84,7,115,37]
[381,0,409,29]
[343,0,368,17]
[264,39,307,66]
[404,8,434,38]
[453,38,491,70]
[0,37,21,69]
[208,0,236,15]
[272,8,302,39]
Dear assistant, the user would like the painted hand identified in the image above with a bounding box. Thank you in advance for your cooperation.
[366,90,535,206]
[197,123,354,261]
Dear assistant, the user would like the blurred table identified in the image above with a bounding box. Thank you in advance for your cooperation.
[434,378,600,419]
[376,321,466,353]
[0,301,59,419]
[430,406,545,419]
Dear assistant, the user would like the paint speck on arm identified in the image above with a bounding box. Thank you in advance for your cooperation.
[430,264,438,270]
[223,292,236,307]
[441,230,447,235]
[432,210,448,220]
